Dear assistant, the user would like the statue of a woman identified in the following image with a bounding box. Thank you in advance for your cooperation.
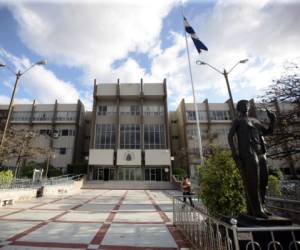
[228,100,276,218]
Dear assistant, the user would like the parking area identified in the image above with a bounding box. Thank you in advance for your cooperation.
[0,189,190,250]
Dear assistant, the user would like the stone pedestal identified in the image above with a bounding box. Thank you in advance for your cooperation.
[237,214,293,227]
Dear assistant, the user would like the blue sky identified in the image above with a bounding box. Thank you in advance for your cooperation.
[0,0,299,110]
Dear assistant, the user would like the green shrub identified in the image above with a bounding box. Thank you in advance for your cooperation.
[172,167,187,177]
[0,170,13,186]
[67,162,87,175]
[20,161,39,178]
[198,146,246,217]
[268,175,281,197]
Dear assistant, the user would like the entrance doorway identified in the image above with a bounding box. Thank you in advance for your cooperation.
[93,167,115,181]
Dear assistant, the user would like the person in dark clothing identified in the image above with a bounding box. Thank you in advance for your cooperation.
[181,176,194,207]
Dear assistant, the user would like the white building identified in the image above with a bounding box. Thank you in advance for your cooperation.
[87,79,172,181]
[0,100,86,173]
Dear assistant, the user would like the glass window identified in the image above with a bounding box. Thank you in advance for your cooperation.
[144,124,165,149]
[98,105,107,116]
[59,148,66,155]
[95,124,116,149]
[209,110,231,120]
[11,111,31,121]
[120,124,140,149]
[33,111,54,121]
[186,111,207,121]
[143,105,164,116]
[56,111,77,121]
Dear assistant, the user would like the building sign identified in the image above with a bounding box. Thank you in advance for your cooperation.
[124,151,135,162]
[117,149,141,165]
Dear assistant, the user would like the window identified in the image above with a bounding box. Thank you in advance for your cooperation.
[144,124,165,149]
[120,124,140,149]
[120,105,140,116]
[59,148,66,155]
[61,129,69,136]
[56,111,77,121]
[33,111,54,121]
[172,136,179,140]
[143,105,164,116]
[171,120,177,124]
[186,111,207,121]
[95,124,116,149]
[209,110,231,120]
[98,105,107,115]
[11,111,31,121]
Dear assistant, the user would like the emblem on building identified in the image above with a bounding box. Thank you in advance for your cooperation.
[124,151,135,162]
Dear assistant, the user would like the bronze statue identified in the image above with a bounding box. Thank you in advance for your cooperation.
[228,100,276,218]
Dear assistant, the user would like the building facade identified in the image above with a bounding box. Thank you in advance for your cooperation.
[170,99,300,180]
[87,79,171,181]
[0,100,86,173]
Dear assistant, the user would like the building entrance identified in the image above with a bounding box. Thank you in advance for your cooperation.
[93,167,115,181]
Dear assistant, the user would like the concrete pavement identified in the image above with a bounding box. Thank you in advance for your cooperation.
[0,189,191,250]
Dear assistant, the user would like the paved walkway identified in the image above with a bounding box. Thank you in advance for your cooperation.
[0,189,191,250]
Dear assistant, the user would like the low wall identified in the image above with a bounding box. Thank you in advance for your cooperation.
[0,179,84,205]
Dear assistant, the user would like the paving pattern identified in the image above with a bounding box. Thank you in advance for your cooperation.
[0,189,191,250]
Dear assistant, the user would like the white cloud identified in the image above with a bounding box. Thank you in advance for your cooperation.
[0,49,80,104]
[8,1,177,80]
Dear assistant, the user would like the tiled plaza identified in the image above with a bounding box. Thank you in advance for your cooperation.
[0,190,190,250]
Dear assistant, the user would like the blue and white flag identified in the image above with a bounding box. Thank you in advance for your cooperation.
[184,16,208,54]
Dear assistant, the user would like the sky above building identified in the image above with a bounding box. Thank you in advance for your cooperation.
[0,0,299,111]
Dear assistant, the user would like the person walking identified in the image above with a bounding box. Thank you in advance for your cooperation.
[182,176,194,208]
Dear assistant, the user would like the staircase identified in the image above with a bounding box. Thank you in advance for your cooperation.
[82,180,176,190]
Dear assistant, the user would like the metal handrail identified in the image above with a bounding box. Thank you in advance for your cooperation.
[0,174,84,190]
[173,195,300,250]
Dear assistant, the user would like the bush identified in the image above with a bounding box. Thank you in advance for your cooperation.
[0,170,13,186]
[198,146,246,217]
[172,167,187,177]
[268,175,281,197]
[20,161,40,178]
[67,162,87,175]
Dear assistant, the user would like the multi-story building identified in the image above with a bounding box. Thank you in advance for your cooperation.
[87,79,171,181]
[170,99,233,178]
[170,98,300,180]
[0,100,86,173]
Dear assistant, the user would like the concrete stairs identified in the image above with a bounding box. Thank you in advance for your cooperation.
[82,180,176,190]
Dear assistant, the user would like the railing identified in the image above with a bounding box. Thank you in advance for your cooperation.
[0,174,84,190]
[173,195,300,250]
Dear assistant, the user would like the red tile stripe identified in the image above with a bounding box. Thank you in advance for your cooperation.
[98,245,178,250]
[145,190,191,249]
[144,190,170,223]
[3,191,111,248]
[13,241,87,249]
[90,191,128,245]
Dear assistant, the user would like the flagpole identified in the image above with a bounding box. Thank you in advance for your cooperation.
[181,6,204,175]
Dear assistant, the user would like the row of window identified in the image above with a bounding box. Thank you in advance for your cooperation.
[97,105,164,116]
[186,110,231,121]
[39,129,75,137]
[11,111,77,122]
[95,124,166,149]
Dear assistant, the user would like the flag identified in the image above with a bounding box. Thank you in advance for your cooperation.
[183,16,208,53]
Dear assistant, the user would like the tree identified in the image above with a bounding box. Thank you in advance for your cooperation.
[0,127,46,176]
[260,62,300,179]
[198,146,246,217]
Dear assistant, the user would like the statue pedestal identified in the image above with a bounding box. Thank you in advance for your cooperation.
[237,214,293,227]
[235,215,298,250]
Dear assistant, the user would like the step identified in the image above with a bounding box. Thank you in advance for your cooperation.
[82,181,176,190]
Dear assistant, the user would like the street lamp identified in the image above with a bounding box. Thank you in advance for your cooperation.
[0,60,47,152]
[44,131,59,179]
[196,59,248,118]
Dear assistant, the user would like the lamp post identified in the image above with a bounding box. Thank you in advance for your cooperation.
[196,59,248,118]
[0,60,47,152]
[44,131,59,179]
